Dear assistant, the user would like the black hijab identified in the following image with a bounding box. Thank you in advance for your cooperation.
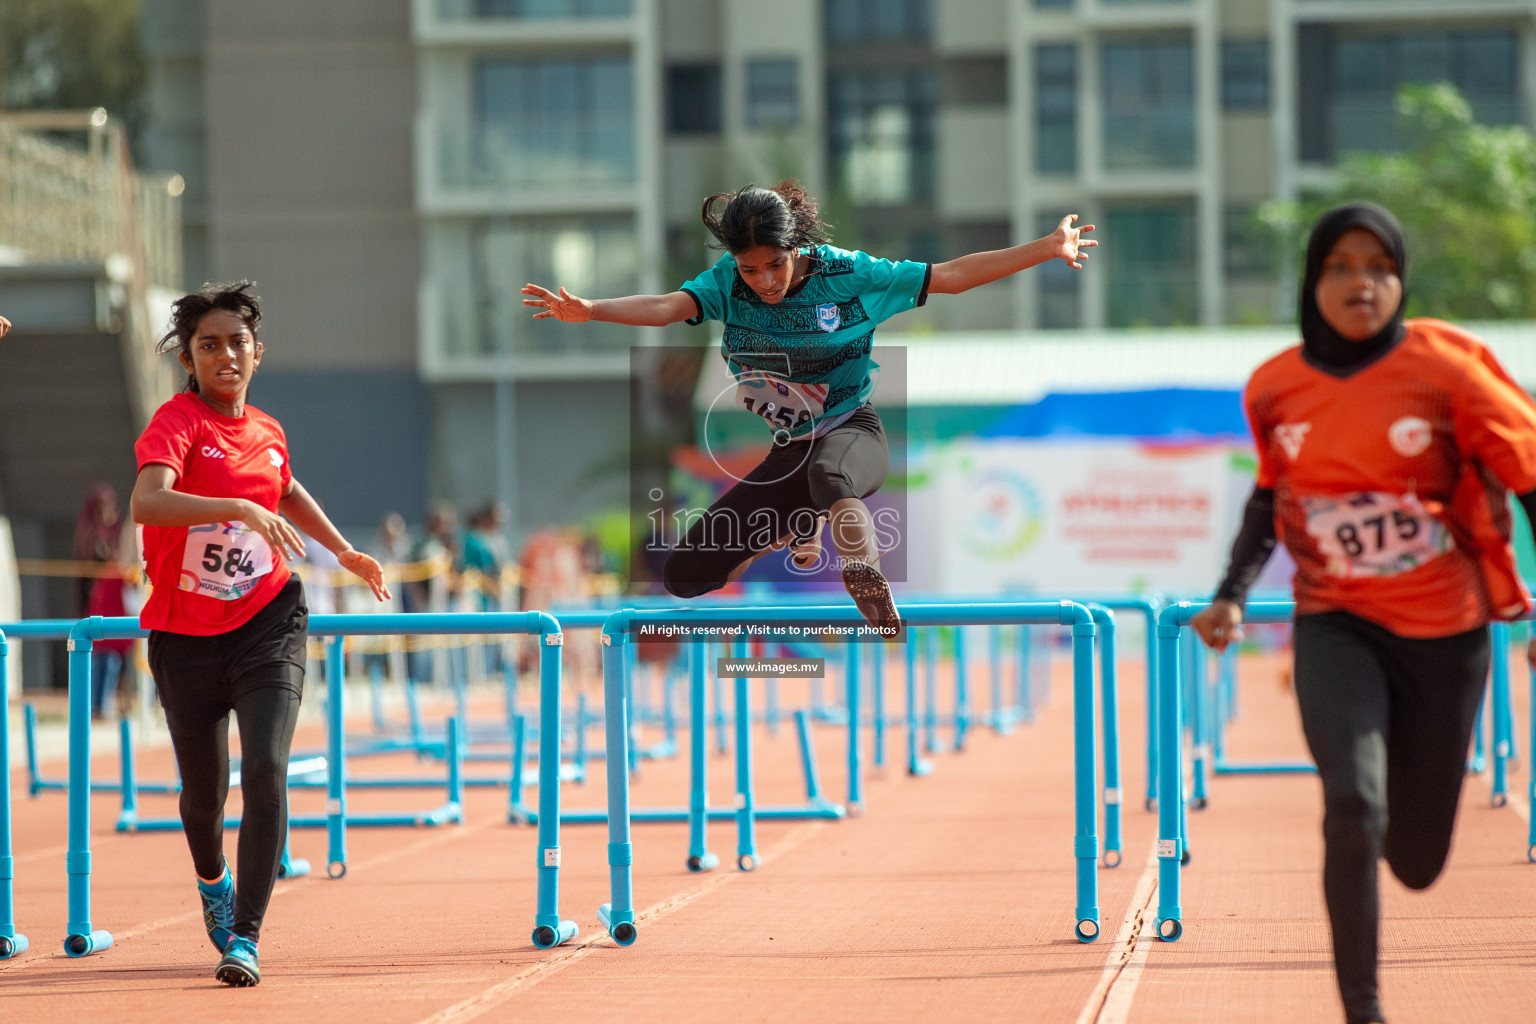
[1299,202,1408,376]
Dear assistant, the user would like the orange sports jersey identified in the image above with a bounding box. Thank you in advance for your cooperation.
[1247,318,1536,638]
[134,392,294,635]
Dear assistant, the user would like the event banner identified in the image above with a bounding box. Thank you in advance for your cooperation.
[932,440,1234,594]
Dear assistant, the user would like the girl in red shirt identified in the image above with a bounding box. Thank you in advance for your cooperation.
[1194,204,1536,1024]
[130,282,389,987]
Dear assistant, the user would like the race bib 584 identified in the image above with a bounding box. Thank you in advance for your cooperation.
[179,522,274,601]
[1302,491,1451,579]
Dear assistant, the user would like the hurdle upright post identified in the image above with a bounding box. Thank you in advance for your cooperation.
[64,617,112,956]
[1089,607,1122,868]
[685,641,717,872]
[1154,605,1186,941]
[1490,621,1511,807]
[596,613,638,945]
[0,630,29,959]
[845,642,862,814]
[531,614,577,948]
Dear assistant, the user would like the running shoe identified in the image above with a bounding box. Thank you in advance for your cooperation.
[215,935,260,987]
[197,867,235,953]
[841,559,901,635]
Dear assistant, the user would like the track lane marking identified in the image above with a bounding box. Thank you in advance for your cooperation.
[1074,840,1159,1024]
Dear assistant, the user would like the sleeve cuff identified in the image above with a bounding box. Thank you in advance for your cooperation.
[916,264,932,308]
[681,288,705,326]
[136,458,182,483]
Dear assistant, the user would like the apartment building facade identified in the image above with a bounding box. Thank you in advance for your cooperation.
[145,0,1536,539]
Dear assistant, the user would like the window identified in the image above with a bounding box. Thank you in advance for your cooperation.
[472,218,639,355]
[1103,203,1198,327]
[469,0,631,17]
[1223,204,1277,280]
[1301,27,1521,161]
[942,57,1008,107]
[825,0,931,43]
[1101,37,1195,170]
[473,56,634,187]
[1035,44,1077,175]
[667,64,721,134]
[1033,0,1073,8]
[1036,212,1081,329]
[1222,40,1269,110]
[745,59,800,129]
[828,68,936,204]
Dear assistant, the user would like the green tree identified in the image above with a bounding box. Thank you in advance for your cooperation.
[1260,83,1536,320]
[0,0,145,143]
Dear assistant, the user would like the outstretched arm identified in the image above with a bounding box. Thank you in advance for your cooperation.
[927,215,1096,295]
[279,480,391,601]
[521,284,697,327]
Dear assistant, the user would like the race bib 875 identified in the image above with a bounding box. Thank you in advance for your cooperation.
[179,522,274,601]
[1302,491,1452,579]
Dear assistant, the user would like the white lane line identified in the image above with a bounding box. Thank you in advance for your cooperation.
[412,818,831,1024]
[1074,840,1159,1024]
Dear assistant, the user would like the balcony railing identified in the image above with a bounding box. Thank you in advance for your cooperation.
[0,110,184,425]
[433,0,632,21]
[436,120,636,192]
[0,112,182,289]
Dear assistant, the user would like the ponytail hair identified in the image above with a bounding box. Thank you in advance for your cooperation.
[700,179,831,255]
[157,281,262,394]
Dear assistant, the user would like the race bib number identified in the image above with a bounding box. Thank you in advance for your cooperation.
[735,371,827,435]
[179,522,274,601]
[1302,492,1451,579]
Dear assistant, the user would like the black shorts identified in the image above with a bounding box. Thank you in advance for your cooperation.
[148,575,308,734]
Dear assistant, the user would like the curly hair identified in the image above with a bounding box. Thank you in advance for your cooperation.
[157,281,262,393]
[700,179,832,255]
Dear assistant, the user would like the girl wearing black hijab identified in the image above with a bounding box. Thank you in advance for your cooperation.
[1193,203,1536,1024]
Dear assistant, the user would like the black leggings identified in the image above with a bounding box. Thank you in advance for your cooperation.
[664,404,889,598]
[170,688,301,940]
[1292,612,1489,1024]
[149,577,308,942]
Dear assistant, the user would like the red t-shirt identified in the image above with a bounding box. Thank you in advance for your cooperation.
[1247,318,1536,637]
[134,392,294,635]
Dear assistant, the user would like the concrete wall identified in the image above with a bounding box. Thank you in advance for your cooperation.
[431,378,630,533]
[205,0,419,372]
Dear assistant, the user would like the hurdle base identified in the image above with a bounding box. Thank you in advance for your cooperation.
[596,903,637,946]
[63,929,112,958]
[0,933,27,959]
[531,920,579,949]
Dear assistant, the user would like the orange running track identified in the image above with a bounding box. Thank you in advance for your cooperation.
[2,648,1532,1023]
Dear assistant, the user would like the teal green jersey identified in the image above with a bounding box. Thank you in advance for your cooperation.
[680,244,930,439]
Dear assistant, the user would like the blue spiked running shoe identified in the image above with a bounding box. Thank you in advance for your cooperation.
[197,867,235,953]
[215,935,259,987]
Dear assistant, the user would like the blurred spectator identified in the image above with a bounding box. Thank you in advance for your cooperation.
[301,542,342,616]
[73,483,121,616]
[405,501,458,682]
[85,529,135,719]
[463,503,510,673]
[463,503,508,609]
[372,512,410,565]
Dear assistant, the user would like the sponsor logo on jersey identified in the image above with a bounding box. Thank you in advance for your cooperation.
[1274,422,1311,461]
[267,448,284,468]
[814,303,841,333]
[200,445,227,459]
[1387,416,1432,457]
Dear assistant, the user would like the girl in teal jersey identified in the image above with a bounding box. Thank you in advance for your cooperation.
[523,181,1094,627]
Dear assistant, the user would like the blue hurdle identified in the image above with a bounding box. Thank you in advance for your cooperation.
[49,610,576,958]
[1154,600,1296,942]
[1,629,28,959]
[592,600,1103,947]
